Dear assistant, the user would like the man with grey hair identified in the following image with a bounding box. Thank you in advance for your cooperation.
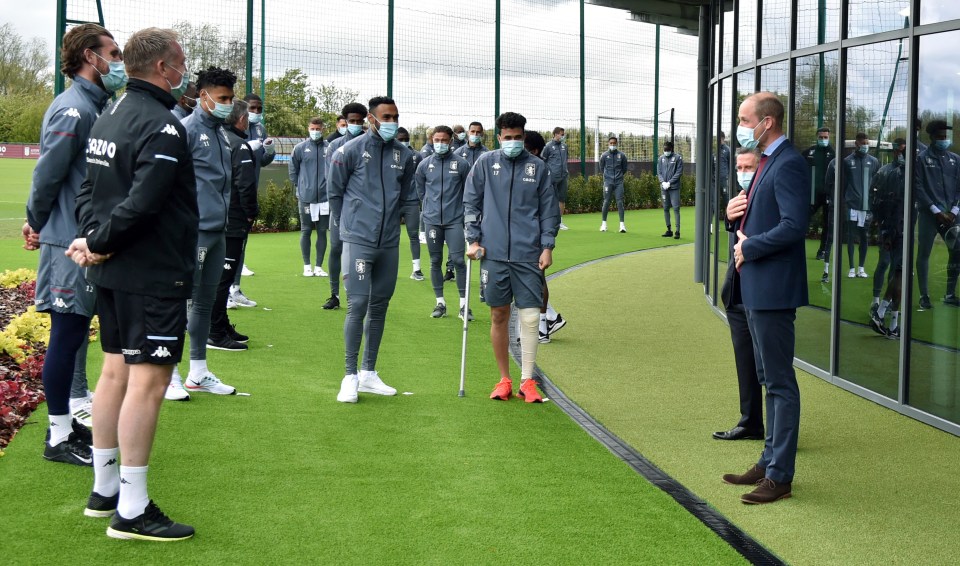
[69,26,196,541]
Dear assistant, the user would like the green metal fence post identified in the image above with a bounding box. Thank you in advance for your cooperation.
[653,24,660,166]
[580,0,586,177]
[260,0,266,99]
[817,0,825,128]
[245,0,253,94]
[494,0,501,148]
[54,0,67,95]
[387,0,394,97]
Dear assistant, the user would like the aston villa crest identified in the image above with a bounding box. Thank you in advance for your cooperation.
[450,161,458,171]
[480,269,489,285]
[525,163,536,176]
[429,229,437,239]
[355,259,366,274]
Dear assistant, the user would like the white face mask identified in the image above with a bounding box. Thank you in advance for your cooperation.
[737,171,755,189]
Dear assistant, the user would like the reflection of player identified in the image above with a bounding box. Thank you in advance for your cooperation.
[914,120,960,309]
[868,138,906,338]
[841,133,880,279]
[802,127,836,260]
[715,131,731,216]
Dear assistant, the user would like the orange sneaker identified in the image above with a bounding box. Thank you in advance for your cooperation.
[517,379,543,403]
[489,377,513,400]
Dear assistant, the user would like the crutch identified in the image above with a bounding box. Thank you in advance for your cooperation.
[459,247,482,397]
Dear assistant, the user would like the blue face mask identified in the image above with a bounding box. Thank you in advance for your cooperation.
[347,123,363,136]
[456,132,466,141]
[372,116,398,141]
[817,138,829,147]
[736,117,769,150]
[435,142,450,155]
[309,130,323,141]
[203,92,232,120]
[935,139,952,151]
[502,140,523,158]
[338,126,348,136]
[163,61,187,99]
[93,52,128,93]
[664,151,673,157]
[857,144,869,154]
[248,112,262,124]
[609,145,617,152]
[737,171,755,189]
[469,134,482,144]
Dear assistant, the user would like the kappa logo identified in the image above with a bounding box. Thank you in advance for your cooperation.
[355,259,366,274]
[199,133,209,142]
[64,107,81,119]
[198,247,208,263]
[104,458,117,467]
[362,150,372,163]
[305,147,312,153]
[337,146,346,155]
[492,162,501,175]
[224,262,232,270]
[525,163,536,177]
[53,297,68,308]
[161,124,180,137]
[428,163,435,171]
[151,346,172,358]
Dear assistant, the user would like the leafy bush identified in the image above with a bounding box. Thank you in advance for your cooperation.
[565,172,696,213]
[254,180,299,232]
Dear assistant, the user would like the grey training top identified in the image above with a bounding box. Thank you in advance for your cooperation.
[289,138,329,203]
[541,139,569,182]
[657,153,684,189]
[416,150,470,226]
[181,108,233,231]
[599,149,629,186]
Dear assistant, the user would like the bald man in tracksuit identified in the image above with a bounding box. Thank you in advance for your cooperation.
[328,96,417,403]
[416,128,471,319]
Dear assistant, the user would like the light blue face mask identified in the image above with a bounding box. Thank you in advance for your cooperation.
[203,92,232,120]
[502,139,523,158]
[309,130,323,141]
[469,134,482,144]
[737,171,755,189]
[857,144,869,154]
[456,132,466,141]
[347,123,363,136]
[93,52,128,92]
[736,116,769,150]
[338,126,348,136]
[935,139,952,151]
[248,112,262,124]
[664,151,673,157]
[372,116,398,141]
[434,142,450,155]
[163,61,187,99]
[817,138,829,147]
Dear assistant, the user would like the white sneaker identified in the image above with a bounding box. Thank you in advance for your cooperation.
[337,374,359,403]
[600,222,607,232]
[418,232,427,244]
[848,268,856,278]
[358,371,397,396]
[165,374,190,401]
[231,289,257,307]
[558,223,569,231]
[69,396,93,428]
[185,372,236,395]
[858,267,869,278]
[303,267,314,277]
[241,264,254,276]
[314,266,328,277]
[226,297,238,309]
[619,222,627,233]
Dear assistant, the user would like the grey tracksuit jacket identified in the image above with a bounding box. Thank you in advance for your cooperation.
[171,104,191,121]
[181,108,233,231]
[599,149,628,186]
[327,132,418,248]
[416,151,470,226]
[464,149,560,263]
[841,152,881,211]
[455,143,488,170]
[658,153,683,189]
[26,75,110,247]
[421,142,435,157]
[915,146,960,215]
[289,138,329,204]
[541,139,569,183]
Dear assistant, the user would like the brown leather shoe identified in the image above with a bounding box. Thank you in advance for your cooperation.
[722,464,766,486]
[741,477,792,504]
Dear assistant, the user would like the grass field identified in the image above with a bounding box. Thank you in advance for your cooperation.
[1,158,750,564]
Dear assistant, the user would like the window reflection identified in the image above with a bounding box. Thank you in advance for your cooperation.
[920,2,960,26]
[722,4,734,71]
[762,0,792,57]
[848,0,911,38]
[911,30,960,423]
[797,0,840,49]
[738,0,757,66]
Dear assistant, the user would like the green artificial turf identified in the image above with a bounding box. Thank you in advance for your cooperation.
[1,158,745,564]
[542,246,960,566]
[0,160,36,239]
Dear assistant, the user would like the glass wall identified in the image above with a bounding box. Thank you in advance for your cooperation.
[704,0,960,435]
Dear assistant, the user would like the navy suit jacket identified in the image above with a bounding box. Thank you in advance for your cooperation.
[730,139,810,311]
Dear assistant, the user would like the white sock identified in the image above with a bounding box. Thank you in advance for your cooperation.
[878,299,890,318]
[229,284,240,294]
[359,369,377,380]
[92,447,120,496]
[620,222,626,229]
[436,297,446,306]
[459,297,466,308]
[117,465,149,519]
[891,311,900,330]
[171,365,182,379]
[48,414,73,446]
[413,259,421,271]
[519,308,540,380]
[824,262,829,273]
[539,313,548,334]
[188,359,208,379]
[304,264,312,271]
[545,303,558,321]
[872,296,880,305]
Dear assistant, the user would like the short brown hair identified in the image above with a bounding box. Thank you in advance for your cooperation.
[123,28,179,77]
[309,117,324,127]
[750,92,785,129]
[60,24,114,79]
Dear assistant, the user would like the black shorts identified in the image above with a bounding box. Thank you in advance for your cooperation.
[97,288,187,365]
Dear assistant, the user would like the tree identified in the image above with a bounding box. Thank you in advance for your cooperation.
[262,69,324,137]
[316,83,359,116]
[172,21,246,90]
[0,23,51,96]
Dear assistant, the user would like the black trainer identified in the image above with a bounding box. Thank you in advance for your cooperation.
[868,305,887,336]
[85,491,119,518]
[443,269,455,282]
[546,313,567,336]
[43,432,92,466]
[662,229,673,237]
[206,334,247,351]
[944,294,960,307]
[106,500,195,541]
[410,269,425,281]
[431,303,447,318]
[458,307,474,322]
[674,230,681,239]
[821,271,829,283]
[227,324,248,343]
[322,295,340,310]
[72,418,93,445]
[919,295,933,310]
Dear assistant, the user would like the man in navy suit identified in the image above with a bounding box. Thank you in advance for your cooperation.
[722,92,810,505]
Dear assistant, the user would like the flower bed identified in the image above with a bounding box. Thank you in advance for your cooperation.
[0,273,46,454]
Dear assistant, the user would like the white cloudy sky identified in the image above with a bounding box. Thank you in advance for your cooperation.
[8,0,699,141]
